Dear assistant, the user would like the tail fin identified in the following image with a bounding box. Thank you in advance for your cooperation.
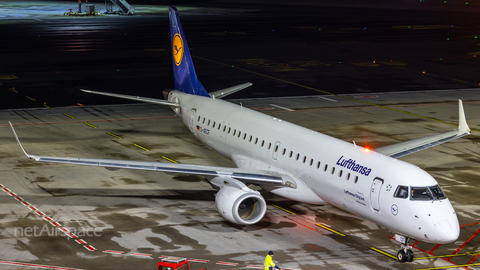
[169,6,210,97]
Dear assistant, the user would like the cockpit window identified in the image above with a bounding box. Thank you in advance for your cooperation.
[429,185,447,200]
[394,185,409,199]
[410,185,447,201]
[410,187,433,201]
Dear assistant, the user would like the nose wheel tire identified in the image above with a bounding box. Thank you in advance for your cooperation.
[397,250,406,262]
[406,249,414,262]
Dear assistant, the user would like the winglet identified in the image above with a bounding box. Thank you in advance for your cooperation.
[458,99,470,134]
[9,122,32,159]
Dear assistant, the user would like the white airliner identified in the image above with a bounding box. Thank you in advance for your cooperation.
[10,6,471,263]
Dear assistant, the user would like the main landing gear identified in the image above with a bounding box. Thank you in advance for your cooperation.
[396,235,414,262]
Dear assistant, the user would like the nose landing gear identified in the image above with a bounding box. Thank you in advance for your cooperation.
[396,235,414,262]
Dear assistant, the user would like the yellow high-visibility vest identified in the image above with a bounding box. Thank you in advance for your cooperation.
[264,255,276,270]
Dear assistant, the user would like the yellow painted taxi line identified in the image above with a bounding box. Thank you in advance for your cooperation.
[416,262,480,270]
[9,88,18,93]
[63,113,75,119]
[415,253,468,260]
[193,55,480,133]
[316,224,346,237]
[271,204,296,215]
[370,247,397,260]
[43,104,54,110]
[0,75,18,80]
[133,144,149,151]
[161,156,178,163]
[83,122,98,129]
[452,78,468,83]
[25,96,36,101]
[107,132,122,139]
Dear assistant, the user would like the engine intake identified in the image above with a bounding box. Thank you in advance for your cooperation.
[215,186,266,225]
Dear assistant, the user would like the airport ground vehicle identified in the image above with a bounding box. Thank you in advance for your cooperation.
[157,257,206,270]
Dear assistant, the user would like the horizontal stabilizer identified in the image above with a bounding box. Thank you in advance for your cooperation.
[374,100,471,158]
[81,89,179,107]
[209,82,253,99]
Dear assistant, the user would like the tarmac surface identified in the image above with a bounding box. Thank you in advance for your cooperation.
[1,1,480,270]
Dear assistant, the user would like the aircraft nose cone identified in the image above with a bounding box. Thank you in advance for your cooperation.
[433,218,460,243]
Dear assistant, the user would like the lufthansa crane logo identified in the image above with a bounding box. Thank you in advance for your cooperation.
[172,33,184,66]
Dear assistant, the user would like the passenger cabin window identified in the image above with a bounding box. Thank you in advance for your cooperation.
[202,118,205,124]
[282,148,286,155]
[339,170,343,177]
[324,164,328,171]
[218,124,221,130]
[268,143,272,150]
[331,167,335,174]
[290,151,293,158]
[261,140,265,147]
[197,116,200,121]
[310,159,313,166]
[207,120,210,125]
[303,156,306,163]
[346,173,350,180]
[317,161,321,169]
[223,126,226,132]
[213,122,216,128]
[238,132,242,138]
[255,138,258,144]
[296,154,300,161]
[394,186,408,199]
[243,134,247,140]
[354,176,358,183]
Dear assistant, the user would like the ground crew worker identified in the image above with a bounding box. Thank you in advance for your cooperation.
[264,251,280,270]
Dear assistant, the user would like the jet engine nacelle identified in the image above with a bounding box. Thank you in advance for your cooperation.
[215,186,267,225]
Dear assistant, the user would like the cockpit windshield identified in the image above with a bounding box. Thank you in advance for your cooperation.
[410,185,447,201]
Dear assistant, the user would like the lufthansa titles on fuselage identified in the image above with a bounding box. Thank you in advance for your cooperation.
[336,156,372,176]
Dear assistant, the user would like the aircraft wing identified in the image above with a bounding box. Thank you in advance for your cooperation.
[9,122,287,186]
[80,89,179,107]
[374,100,471,159]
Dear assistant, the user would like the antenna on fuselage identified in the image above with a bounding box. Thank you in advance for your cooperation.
[352,140,356,148]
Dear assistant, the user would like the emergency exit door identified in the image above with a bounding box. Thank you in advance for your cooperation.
[370,177,384,211]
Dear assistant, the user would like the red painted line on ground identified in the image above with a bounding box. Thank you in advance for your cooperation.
[8,192,16,196]
[3,188,11,192]
[447,229,480,261]
[188,259,209,263]
[67,233,78,239]
[428,243,442,254]
[461,222,480,228]
[43,216,53,222]
[103,250,124,254]
[0,184,3,188]
[22,201,30,206]
[447,227,480,261]
[14,196,23,201]
[84,245,97,251]
[468,254,480,264]
[59,227,69,233]
[75,239,86,245]
[216,261,238,266]
[300,223,316,231]
[131,253,152,257]
[50,221,61,227]
[247,265,264,268]
[36,211,45,216]
[28,206,37,211]
[0,260,83,270]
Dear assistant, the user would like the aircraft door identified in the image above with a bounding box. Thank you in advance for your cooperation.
[189,108,197,134]
[273,141,281,160]
[370,177,384,211]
